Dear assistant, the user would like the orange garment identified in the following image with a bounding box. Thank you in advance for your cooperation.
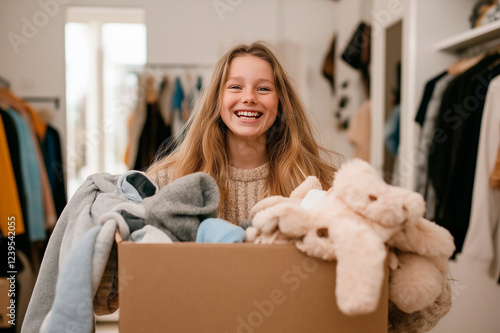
[124,113,135,165]
[0,89,57,230]
[347,99,371,162]
[0,116,26,235]
[491,144,500,188]
[23,101,47,141]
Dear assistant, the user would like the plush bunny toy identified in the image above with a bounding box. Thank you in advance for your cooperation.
[246,158,454,332]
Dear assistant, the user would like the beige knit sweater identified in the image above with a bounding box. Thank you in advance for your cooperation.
[150,163,269,225]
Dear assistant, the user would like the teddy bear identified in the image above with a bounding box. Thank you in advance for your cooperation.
[246,158,455,327]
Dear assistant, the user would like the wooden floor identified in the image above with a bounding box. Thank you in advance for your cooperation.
[96,313,119,333]
[96,322,119,333]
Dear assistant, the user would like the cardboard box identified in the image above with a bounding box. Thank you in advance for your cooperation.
[118,242,388,333]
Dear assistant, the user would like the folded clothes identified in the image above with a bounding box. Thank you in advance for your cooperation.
[143,172,220,241]
[23,171,220,333]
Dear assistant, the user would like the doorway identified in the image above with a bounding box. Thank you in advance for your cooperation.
[383,20,402,185]
[64,7,146,197]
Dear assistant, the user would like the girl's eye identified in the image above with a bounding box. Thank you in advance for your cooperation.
[229,85,241,90]
[258,87,270,92]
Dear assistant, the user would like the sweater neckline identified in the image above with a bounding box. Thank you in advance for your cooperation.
[229,163,269,182]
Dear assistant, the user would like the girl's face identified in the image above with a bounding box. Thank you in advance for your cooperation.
[221,54,279,142]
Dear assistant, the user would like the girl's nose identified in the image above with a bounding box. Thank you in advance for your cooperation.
[242,89,257,104]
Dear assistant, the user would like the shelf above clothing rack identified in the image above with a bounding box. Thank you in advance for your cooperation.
[435,20,500,53]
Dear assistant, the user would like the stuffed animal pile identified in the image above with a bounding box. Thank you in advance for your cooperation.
[245,158,455,333]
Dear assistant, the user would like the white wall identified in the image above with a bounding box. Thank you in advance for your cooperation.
[0,0,69,141]
[283,0,353,159]
[330,0,367,160]
[145,0,279,64]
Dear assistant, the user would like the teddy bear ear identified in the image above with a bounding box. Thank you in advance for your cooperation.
[332,158,386,212]
[333,158,382,192]
[290,176,322,200]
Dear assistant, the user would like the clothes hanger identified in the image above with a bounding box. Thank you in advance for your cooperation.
[0,99,9,111]
[446,53,485,75]
[0,87,29,115]
[145,75,158,104]
[0,87,9,110]
[37,107,55,124]
[449,36,500,75]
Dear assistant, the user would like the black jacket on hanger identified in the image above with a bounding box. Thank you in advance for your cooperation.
[428,53,500,256]
[0,110,27,232]
[41,125,67,218]
[414,70,448,127]
[133,100,173,171]
[0,110,33,260]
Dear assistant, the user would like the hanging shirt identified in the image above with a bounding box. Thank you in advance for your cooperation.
[158,75,173,126]
[1,110,27,223]
[414,70,448,127]
[125,73,150,169]
[1,110,35,266]
[0,115,25,236]
[384,104,400,157]
[171,77,185,136]
[133,100,173,171]
[414,74,455,220]
[428,53,500,255]
[491,145,500,188]
[8,109,46,241]
[347,99,371,162]
[462,74,500,283]
[187,76,203,112]
[42,125,67,217]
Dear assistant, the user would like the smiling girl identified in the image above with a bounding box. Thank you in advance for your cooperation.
[147,41,339,225]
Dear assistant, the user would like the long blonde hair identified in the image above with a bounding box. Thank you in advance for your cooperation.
[147,41,339,207]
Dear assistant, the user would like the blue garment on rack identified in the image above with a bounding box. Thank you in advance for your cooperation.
[196,76,203,90]
[171,77,185,122]
[384,104,400,157]
[188,76,203,111]
[8,109,46,241]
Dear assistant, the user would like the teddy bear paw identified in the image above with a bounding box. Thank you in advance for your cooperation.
[244,227,260,242]
[252,209,280,234]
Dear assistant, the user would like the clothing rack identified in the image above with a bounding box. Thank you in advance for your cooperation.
[0,75,10,88]
[22,96,60,109]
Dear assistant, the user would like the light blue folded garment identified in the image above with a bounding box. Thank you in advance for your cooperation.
[196,218,245,243]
